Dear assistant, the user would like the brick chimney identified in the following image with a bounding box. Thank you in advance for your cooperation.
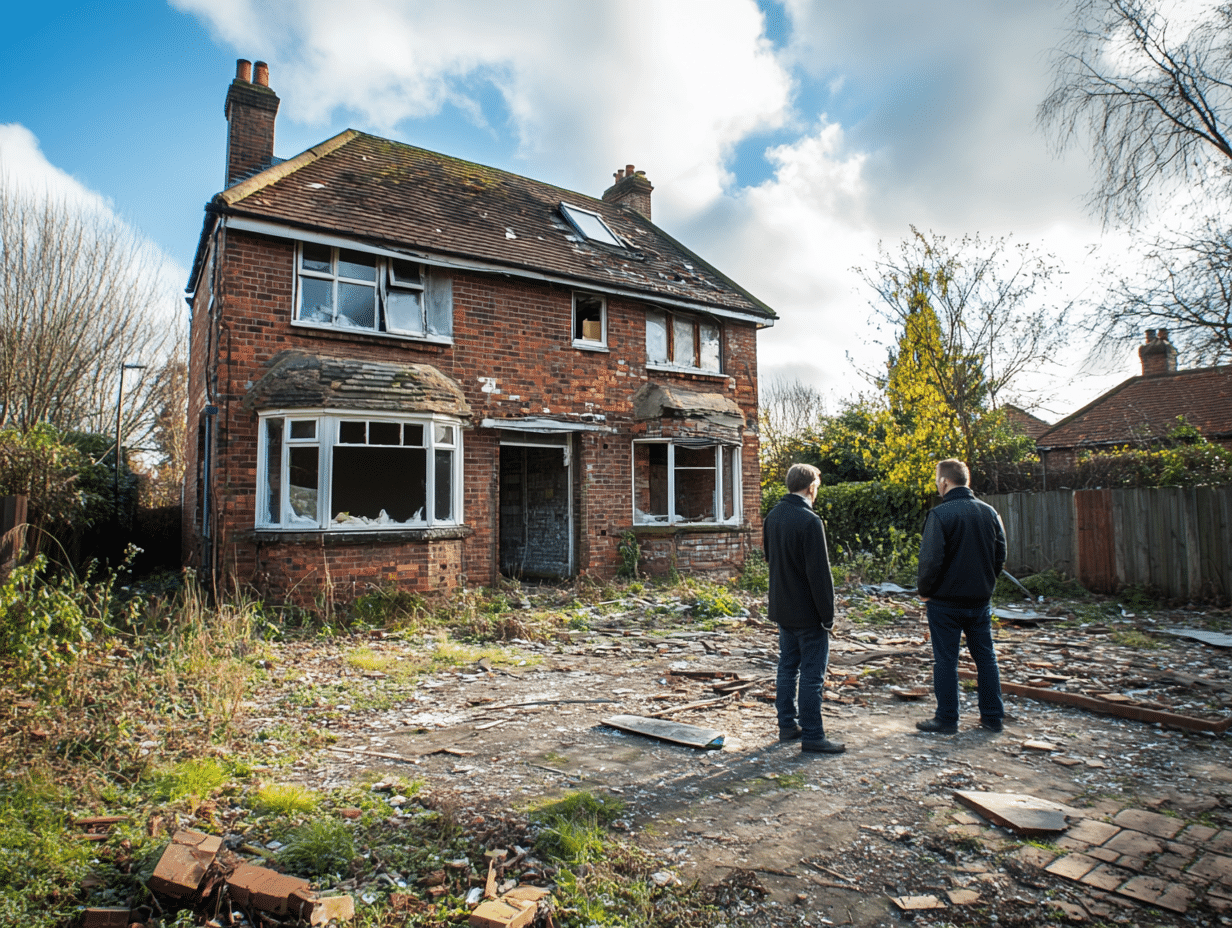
[224,58,280,187]
[1139,328,1178,376]
[602,164,653,220]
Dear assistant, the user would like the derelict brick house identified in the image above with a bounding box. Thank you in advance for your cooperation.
[1036,329,1232,471]
[183,60,776,600]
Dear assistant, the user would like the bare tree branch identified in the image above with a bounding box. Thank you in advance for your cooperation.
[1039,0,1232,225]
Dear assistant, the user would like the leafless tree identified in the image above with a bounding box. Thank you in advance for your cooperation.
[1092,218,1232,364]
[759,376,827,481]
[1039,0,1232,226]
[137,351,190,507]
[0,177,177,450]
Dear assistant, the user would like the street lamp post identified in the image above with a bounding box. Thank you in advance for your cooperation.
[114,362,146,523]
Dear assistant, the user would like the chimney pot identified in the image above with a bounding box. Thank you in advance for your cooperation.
[254,61,270,87]
[1158,328,1169,341]
[625,163,635,177]
[1145,329,1157,342]
[236,59,252,82]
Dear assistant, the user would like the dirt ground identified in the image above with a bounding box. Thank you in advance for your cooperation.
[249,588,1232,927]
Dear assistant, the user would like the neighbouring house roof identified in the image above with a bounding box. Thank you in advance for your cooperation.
[631,382,745,432]
[1037,365,1232,451]
[1002,404,1051,440]
[240,350,472,418]
[195,129,775,324]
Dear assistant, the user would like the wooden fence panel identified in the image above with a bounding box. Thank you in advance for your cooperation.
[991,485,1232,603]
[1075,490,1115,593]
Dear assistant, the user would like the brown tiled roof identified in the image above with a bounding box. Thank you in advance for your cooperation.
[1037,365,1232,450]
[240,350,472,418]
[210,130,774,321]
[1002,404,1051,439]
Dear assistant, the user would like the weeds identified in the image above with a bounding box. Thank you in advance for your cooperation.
[275,817,356,879]
[253,783,320,816]
[1110,628,1167,649]
[528,791,625,865]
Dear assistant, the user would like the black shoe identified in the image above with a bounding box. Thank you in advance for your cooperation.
[801,738,846,754]
[779,725,804,742]
[980,718,1003,733]
[915,718,958,734]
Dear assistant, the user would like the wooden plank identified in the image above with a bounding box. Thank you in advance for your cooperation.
[602,714,724,749]
[1183,487,1202,600]
[952,790,1075,836]
[1111,488,1128,591]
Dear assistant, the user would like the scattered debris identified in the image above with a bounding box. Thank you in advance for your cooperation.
[602,714,724,749]
[890,894,946,911]
[953,790,1075,836]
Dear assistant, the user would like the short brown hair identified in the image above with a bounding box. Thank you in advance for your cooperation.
[936,459,970,486]
[785,463,821,493]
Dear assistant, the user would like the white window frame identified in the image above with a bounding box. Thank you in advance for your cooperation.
[631,440,742,526]
[645,309,722,373]
[572,292,607,349]
[294,243,451,342]
[256,410,464,531]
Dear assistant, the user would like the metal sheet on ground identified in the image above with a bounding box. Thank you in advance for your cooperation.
[1162,628,1232,648]
[602,714,725,749]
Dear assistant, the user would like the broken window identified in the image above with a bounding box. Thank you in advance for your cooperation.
[573,292,606,346]
[559,202,624,247]
[257,413,461,530]
[632,440,741,525]
[645,309,721,372]
[295,244,452,339]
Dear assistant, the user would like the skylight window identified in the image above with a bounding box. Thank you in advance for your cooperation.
[559,202,624,248]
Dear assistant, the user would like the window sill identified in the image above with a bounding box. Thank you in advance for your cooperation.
[572,340,610,352]
[628,521,750,535]
[290,320,453,347]
[252,525,472,545]
[645,363,730,382]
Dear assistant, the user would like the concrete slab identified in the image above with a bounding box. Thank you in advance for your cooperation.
[601,715,724,749]
[1111,808,1183,839]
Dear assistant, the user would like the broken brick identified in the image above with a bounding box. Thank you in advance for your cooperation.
[289,888,356,925]
[81,908,132,928]
[469,898,536,928]
[227,862,311,916]
[148,830,222,898]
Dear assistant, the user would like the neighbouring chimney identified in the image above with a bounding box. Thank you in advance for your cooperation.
[602,163,653,220]
[224,58,280,187]
[1139,328,1178,377]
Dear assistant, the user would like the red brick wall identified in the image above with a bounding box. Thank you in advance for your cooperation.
[187,227,764,601]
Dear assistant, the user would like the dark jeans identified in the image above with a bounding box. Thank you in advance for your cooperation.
[927,601,1004,726]
[776,624,830,741]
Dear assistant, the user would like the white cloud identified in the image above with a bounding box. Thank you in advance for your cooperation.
[0,124,113,212]
[0,124,188,329]
[173,0,792,208]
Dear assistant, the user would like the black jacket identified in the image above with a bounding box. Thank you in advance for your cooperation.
[917,486,1007,607]
[763,493,834,630]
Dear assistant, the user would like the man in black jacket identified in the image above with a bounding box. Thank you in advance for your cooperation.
[916,459,1007,735]
[763,463,845,754]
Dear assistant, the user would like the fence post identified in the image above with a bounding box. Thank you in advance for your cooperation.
[0,494,28,571]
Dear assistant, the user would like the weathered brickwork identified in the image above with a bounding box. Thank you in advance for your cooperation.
[185,227,763,602]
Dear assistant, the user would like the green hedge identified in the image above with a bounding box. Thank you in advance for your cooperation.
[764,481,925,559]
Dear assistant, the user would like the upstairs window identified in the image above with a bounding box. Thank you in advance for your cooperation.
[646,309,721,372]
[632,441,741,525]
[573,292,606,347]
[258,413,462,531]
[295,244,452,339]
[560,202,624,247]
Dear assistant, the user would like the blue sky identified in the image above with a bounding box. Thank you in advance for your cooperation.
[1,0,1145,417]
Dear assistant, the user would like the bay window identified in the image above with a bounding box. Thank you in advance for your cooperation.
[632,441,741,525]
[258,413,462,529]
